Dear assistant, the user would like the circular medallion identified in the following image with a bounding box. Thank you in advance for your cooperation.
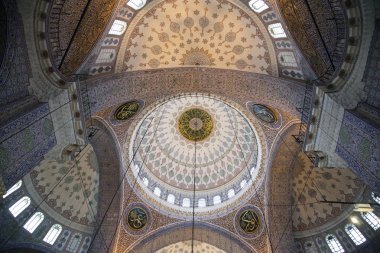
[127,207,148,230]
[123,203,151,235]
[251,104,276,124]
[178,108,213,141]
[234,205,264,239]
[114,101,140,121]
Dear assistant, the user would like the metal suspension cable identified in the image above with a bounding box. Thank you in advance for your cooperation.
[103,100,167,253]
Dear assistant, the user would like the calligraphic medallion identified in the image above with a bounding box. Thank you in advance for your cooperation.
[123,203,151,235]
[239,210,260,233]
[234,205,264,239]
[251,104,277,124]
[127,207,148,230]
[178,108,213,141]
[114,101,140,121]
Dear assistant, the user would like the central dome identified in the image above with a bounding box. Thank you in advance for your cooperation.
[126,94,262,217]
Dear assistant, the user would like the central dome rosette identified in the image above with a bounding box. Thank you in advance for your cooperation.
[178,108,214,141]
[124,94,266,219]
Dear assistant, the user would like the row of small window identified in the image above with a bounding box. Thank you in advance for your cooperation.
[142,176,249,208]
[312,215,380,253]
[3,181,62,245]
[8,196,63,245]
[108,1,286,39]
[126,0,269,13]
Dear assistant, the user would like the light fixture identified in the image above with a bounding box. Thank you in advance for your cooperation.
[350,216,359,224]
[353,203,374,213]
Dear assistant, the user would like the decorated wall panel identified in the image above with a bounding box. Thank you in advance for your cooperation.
[0,103,56,189]
[336,111,380,193]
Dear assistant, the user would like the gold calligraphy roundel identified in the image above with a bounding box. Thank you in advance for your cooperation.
[234,205,264,238]
[123,203,151,235]
[114,101,140,121]
[178,108,213,141]
[127,207,148,230]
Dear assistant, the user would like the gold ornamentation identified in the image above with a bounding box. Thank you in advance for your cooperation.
[127,207,148,230]
[178,108,213,141]
[239,209,260,233]
[114,101,140,120]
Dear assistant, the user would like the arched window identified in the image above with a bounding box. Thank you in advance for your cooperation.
[268,23,286,38]
[227,189,235,198]
[9,196,31,217]
[3,180,22,198]
[361,212,380,230]
[198,198,206,208]
[66,233,82,252]
[109,20,127,35]
[213,195,221,205]
[249,0,269,13]
[43,224,62,245]
[182,198,190,208]
[372,192,380,204]
[23,212,44,233]
[304,241,318,253]
[240,179,247,189]
[167,194,175,204]
[142,177,149,186]
[278,52,298,67]
[345,224,366,245]
[153,187,161,197]
[127,0,147,10]
[325,234,344,253]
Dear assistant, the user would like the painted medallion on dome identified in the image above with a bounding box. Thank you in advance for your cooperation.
[114,101,140,120]
[178,108,213,141]
[251,104,277,123]
[235,205,264,238]
[127,207,148,230]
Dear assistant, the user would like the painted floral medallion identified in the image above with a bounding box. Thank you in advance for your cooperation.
[178,108,213,141]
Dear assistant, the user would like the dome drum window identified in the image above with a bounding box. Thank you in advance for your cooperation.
[3,180,22,199]
[325,234,344,253]
[268,23,287,38]
[23,212,44,233]
[43,224,63,245]
[361,212,380,230]
[9,196,31,217]
[249,0,269,13]
[345,224,366,245]
[109,20,127,35]
[127,0,147,10]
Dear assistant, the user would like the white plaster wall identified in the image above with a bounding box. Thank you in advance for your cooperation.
[46,90,77,159]
[314,94,347,168]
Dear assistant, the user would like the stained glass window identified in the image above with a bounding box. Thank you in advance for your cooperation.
[361,212,380,230]
[43,224,62,245]
[227,189,235,198]
[325,234,344,253]
[213,195,221,205]
[23,212,44,233]
[109,20,127,35]
[249,0,269,13]
[345,224,366,245]
[127,0,147,10]
[9,196,31,217]
[198,198,206,208]
[182,198,190,208]
[268,23,286,38]
[167,194,175,204]
[3,180,22,199]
